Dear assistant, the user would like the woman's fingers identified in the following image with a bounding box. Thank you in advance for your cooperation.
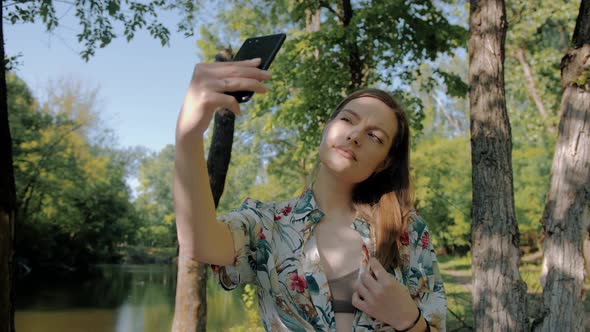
[217,77,268,93]
[352,291,368,312]
[207,57,262,67]
[211,65,272,81]
[216,93,241,116]
[199,58,270,81]
[355,278,373,305]
[192,59,271,95]
[368,257,388,282]
[360,270,381,295]
[179,58,269,139]
[191,59,269,85]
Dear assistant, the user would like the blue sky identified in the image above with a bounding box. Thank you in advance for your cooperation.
[6,8,203,153]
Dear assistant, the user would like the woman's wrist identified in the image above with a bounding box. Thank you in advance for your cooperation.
[393,307,429,332]
[407,316,429,332]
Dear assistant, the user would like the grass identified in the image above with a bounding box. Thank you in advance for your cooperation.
[438,255,474,331]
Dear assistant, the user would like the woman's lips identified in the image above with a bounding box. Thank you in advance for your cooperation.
[334,147,356,161]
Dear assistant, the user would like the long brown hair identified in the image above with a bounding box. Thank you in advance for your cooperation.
[309,88,414,270]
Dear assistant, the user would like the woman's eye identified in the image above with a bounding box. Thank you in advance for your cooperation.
[370,133,383,144]
[340,117,351,123]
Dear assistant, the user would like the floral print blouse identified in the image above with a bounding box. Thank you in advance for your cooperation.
[211,187,447,331]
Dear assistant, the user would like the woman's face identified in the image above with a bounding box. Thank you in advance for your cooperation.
[319,96,398,184]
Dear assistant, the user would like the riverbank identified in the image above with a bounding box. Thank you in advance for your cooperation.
[120,245,177,265]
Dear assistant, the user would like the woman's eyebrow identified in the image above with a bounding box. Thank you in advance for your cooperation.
[341,108,361,120]
[341,109,392,141]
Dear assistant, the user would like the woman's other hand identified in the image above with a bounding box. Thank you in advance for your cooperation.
[353,257,426,331]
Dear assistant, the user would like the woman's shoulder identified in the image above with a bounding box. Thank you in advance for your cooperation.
[231,194,301,219]
[406,209,430,236]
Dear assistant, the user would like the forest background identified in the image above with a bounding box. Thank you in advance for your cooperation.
[3,0,587,331]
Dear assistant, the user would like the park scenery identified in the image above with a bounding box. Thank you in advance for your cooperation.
[1,0,589,331]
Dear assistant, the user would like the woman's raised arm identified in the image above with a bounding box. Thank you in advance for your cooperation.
[173,59,271,265]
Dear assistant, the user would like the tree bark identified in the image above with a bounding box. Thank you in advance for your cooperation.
[341,0,363,91]
[535,1,590,330]
[0,2,17,331]
[197,92,235,332]
[585,229,590,283]
[318,0,363,91]
[305,8,320,34]
[468,1,528,331]
[174,49,236,332]
[305,6,320,60]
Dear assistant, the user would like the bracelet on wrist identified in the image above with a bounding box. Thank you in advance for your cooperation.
[395,307,422,332]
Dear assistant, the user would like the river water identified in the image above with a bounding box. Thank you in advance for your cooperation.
[15,264,251,331]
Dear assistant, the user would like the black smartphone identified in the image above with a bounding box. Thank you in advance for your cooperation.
[225,33,286,103]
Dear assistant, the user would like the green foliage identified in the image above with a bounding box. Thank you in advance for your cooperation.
[412,135,472,253]
[5,0,198,61]
[574,67,590,87]
[512,140,554,246]
[505,0,578,146]
[233,284,264,331]
[434,68,469,98]
[412,135,553,253]
[8,73,139,270]
[133,145,177,247]
[7,0,566,277]
[147,0,561,258]
[193,0,467,186]
[121,245,177,264]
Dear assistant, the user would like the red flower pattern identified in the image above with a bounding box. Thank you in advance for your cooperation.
[259,227,266,240]
[421,231,430,249]
[400,231,410,245]
[289,272,307,293]
[361,243,370,265]
[281,206,292,216]
[210,195,446,331]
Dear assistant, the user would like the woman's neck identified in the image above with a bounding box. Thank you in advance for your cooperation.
[312,165,356,219]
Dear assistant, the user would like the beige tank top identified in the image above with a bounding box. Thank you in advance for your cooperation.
[328,268,360,313]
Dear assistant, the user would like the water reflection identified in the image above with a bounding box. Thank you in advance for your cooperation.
[16,264,249,332]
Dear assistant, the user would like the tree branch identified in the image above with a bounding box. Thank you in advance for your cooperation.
[319,0,343,22]
[17,123,82,219]
[573,0,590,47]
[342,0,352,24]
[514,47,552,130]
[431,93,463,134]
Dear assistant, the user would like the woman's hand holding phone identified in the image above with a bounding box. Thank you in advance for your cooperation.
[176,58,271,143]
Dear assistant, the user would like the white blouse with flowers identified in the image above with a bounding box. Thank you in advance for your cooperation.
[211,187,447,331]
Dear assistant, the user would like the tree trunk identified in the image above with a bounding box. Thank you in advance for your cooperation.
[341,0,363,91]
[468,1,528,331]
[535,1,590,330]
[0,2,17,331]
[585,229,590,282]
[199,93,236,332]
[318,0,363,91]
[173,49,236,332]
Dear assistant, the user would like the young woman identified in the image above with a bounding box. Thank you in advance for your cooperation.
[172,59,446,332]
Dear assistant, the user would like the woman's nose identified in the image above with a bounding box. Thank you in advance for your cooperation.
[347,134,360,146]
